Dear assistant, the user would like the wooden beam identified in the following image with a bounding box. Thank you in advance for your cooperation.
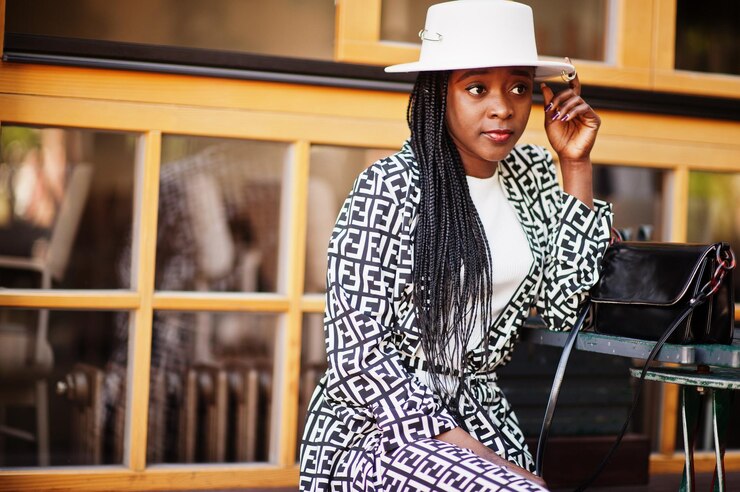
[652,0,677,72]
[651,451,740,474]
[125,131,162,471]
[152,292,290,312]
[0,465,299,491]
[301,295,325,313]
[0,63,410,120]
[273,140,311,465]
[335,0,382,62]
[0,93,408,149]
[0,290,140,310]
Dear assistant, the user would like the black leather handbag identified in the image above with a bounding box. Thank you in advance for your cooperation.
[536,241,736,490]
[590,242,735,344]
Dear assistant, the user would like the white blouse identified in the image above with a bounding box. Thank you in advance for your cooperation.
[466,168,534,330]
[415,167,534,367]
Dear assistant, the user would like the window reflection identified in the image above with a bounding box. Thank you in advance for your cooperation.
[146,311,277,464]
[675,0,739,76]
[6,0,336,61]
[0,309,128,466]
[593,165,666,241]
[304,145,394,293]
[154,137,288,293]
[0,126,135,289]
[688,171,740,302]
[380,0,609,61]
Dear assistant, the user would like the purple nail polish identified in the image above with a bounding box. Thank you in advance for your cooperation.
[551,111,560,121]
[544,103,553,112]
[560,113,569,122]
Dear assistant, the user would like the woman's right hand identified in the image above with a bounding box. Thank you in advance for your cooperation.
[436,427,548,488]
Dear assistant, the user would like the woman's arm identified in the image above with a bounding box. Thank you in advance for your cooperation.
[540,59,600,209]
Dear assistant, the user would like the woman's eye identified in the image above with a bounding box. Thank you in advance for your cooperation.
[466,85,485,96]
[511,83,529,95]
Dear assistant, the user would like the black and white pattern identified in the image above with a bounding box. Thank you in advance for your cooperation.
[300,142,613,491]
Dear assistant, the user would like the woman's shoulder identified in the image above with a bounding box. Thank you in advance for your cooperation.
[356,141,419,207]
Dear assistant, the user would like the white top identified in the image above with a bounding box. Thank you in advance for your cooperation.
[466,168,534,333]
[416,168,534,365]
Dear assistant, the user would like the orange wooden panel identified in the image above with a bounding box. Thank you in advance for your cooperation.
[0,290,139,309]
[651,451,740,474]
[152,293,290,312]
[125,131,162,471]
[0,466,299,491]
[0,62,409,121]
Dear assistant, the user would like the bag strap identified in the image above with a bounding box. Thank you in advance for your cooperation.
[572,300,703,491]
[535,300,707,486]
[535,303,590,477]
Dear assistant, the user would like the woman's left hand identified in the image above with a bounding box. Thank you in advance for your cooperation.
[541,60,601,162]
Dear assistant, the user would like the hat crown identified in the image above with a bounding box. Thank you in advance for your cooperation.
[385,0,573,80]
[420,0,538,69]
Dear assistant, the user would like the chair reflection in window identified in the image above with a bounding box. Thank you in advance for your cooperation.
[0,129,93,466]
[106,142,284,463]
[593,165,664,242]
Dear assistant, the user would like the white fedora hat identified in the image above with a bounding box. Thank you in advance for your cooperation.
[385,0,574,81]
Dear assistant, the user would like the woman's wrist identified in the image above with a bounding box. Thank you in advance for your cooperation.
[558,156,592,168]
[559,157,594,209]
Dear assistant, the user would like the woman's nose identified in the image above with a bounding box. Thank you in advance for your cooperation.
[487,96,513,119]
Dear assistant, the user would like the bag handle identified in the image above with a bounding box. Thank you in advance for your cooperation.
[535,242,735,488]
[535,303,590,477]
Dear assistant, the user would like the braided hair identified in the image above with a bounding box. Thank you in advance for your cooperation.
[408,71,494,415]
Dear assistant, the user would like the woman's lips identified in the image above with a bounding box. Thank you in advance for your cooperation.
[483,129,513,144]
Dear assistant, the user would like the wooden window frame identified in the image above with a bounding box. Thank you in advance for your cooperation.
[336,0,740,98]
[651,0,740,98]
[1,2,740,490]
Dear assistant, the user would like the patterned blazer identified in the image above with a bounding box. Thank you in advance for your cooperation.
[300,142,613,489]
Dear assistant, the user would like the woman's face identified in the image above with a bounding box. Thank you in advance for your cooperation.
[445,66,534,177]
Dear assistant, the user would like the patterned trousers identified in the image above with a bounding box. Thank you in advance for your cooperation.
[376,438,546,491]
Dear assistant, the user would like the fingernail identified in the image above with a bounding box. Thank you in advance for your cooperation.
[551,111,560,121]
[560,113,569,122]
[544,103,553,112]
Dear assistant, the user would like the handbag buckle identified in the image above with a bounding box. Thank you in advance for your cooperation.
[697,246,736,300]
[691,246,736,304]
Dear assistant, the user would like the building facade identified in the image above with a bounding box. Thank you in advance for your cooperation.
[0,0,738,489]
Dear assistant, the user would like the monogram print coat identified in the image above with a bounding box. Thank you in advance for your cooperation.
[300,142,613,490]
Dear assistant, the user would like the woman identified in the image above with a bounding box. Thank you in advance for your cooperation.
[300,1,613,490]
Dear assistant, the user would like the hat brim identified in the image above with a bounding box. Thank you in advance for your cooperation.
[385,59,575,81]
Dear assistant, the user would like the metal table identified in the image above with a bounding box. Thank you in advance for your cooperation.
[523,325,740,491]
[523,326,740,369]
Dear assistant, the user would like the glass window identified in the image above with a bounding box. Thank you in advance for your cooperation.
[304,145,395,294]
[147,310,278,464]
[156,136,289,293]
[593,165,667,241]
[675,0,739,76]
[0,309,128,466]
[380,0,610,62]
[0,125,136,289]
[687,171,740,302]
[5,0,336,61]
